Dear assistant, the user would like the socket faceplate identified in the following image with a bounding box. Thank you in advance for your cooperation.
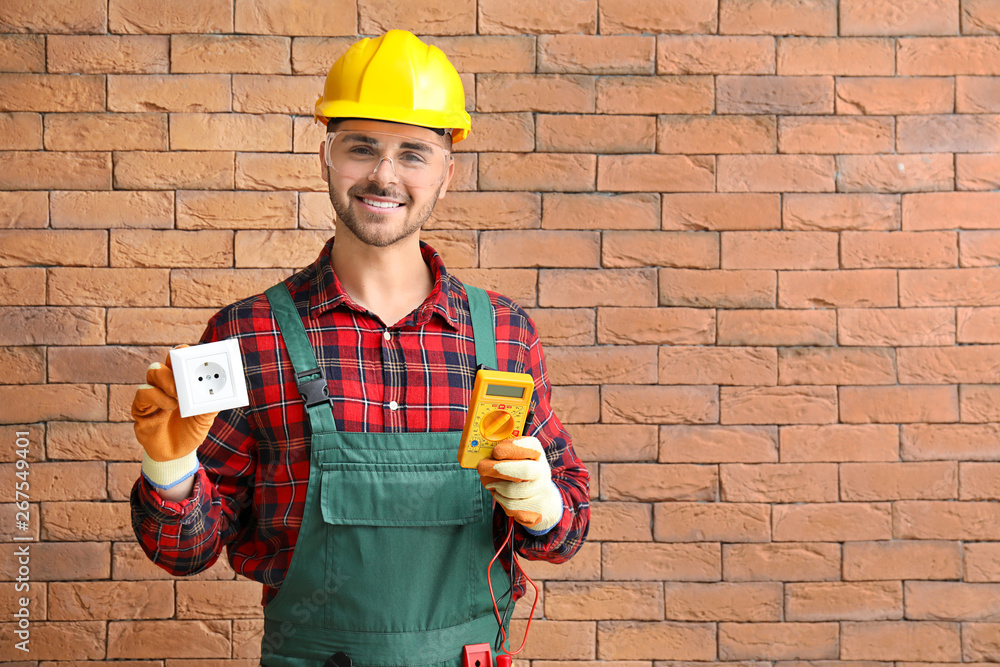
[170,339,250,418]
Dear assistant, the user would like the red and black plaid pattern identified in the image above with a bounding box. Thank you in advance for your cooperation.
[131,238,591,605]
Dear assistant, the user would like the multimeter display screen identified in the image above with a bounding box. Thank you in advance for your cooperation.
[485,384,526,399]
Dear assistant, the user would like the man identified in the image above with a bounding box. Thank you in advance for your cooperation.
[130,30,590,666]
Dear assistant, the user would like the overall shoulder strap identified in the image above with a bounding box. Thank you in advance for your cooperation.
[463,283,497,370]
[264,282,337,433]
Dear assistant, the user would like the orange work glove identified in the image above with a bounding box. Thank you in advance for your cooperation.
[477,437,563,534]
[132,346,218,489]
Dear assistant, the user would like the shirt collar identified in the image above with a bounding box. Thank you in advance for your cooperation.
[308,237,461,330]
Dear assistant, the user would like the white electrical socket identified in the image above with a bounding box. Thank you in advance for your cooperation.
[169,339,250,418]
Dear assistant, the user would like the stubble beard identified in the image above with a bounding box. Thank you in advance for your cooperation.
[330,181,441,248]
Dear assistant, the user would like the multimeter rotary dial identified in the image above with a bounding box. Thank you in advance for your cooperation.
[480,409,516,442]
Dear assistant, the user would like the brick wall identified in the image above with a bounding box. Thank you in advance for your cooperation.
[3,0,1000,663]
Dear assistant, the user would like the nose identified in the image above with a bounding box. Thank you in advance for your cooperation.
[368,156,399,185]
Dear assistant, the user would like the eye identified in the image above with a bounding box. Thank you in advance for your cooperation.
[399,151,429,165]
[347,145,376,157]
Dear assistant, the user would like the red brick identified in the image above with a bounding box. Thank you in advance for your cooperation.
[0,460,105,501]
[538,35,653,74]
[899,114,1000,153]
[545,346,657,386]
[843,461,958,501]
[718,155,836,193]
[659,346,776,385]
[108,306,215,344]
[292,115,327,153]
[721,385,838,424]
[966,543,1000,581]
[481,230,598,268]
[590,501,652,541]
[0,230,107,267]
[597,621,715,660]
[718,75,834,114]
[717,310,836,346]
[51,191,173,229]
[477,74,594,113]
[964,623,1000,661]
[597,306,714,345]
[424,36,535,74]
[665,582,782,621]
[546,582,663,621]
[109,74,231,112]
[0,346,45,384]
[841,385,958,423]
[45,113,168,151]
[107,461,141,500]
[570,424,657,461]
[454,113,534,154]
[844,230,957,268]
[660,425,778,463]
[724,543,840,583]
[902,423,1000,461]
[176,191,296,230]
[840,307,955,346]
[114,150,235,190]
[959,154,1000,191]
[663,193,778,231]
[48,422,135,459]
[110,0,232,33]
[540,268,656,307]
[723,231,837,270]
[537,114,654,153]
[774,502,892,541]
[963,230,1000,267]
[289,36,354,75]
[236,152,325,192]
[659,115,776,154]
[844,540,962,580]
[428,192,540,231]
[177,580,262,619]
[361,0,475,34]
[786,581,903,621]
[0,621,105,661]
[603,463,717,501]
[0,35,44,72]
[48,35,168,74]
[230,74,323,114]
[658,35,774,75]
[836,76,955,114]
[108,619,231,659]
[49,268,168,307]
[719,0,837,36]
[171,268,293,308]
[479,0,595,34]
[963,386,1000,424]
[779,347,895,386]
[719,622,838,660]
[721,462,837,502]
[899,37,1000,75]
[959,307,1000,343]
[596,76,714,114]
[516,541,600,582]
[899,345,1000,384]
[42,501,132,541]
[49,581,174,620]
[171,35,290,74]
[2,0,105,32]
[904,192,1000,231]
[0,267,44,305]
[778,270,898,308]
[779,37,894,75]
[957,76,1000,112]
[0,112,40,150]
[1,151,111,191]
[779,116,894,154]
[961,461,1000,498]
[505,620,596,660]
[783,193,899,231]
[600,0,717,34]
[172,113,292,153]
[603,231,717,269]
[964,0,1000,33]
[655,502,770,542]
[603,385,718,424]
[841,621,961,661]
[479,153,595,192]
[781,424,899,462]
[235,0,354,35]
[543,193,657,230]
[0,307,103,346]
[234,230,331,268]
[603,542,720,581]
[659,269,776,308]
[599,155,714,193]
[111,229,232,268]
[112,540,236,581]
[836,154,954,193]
[841,0,959,36]
[450,268,537,305]
[901,268,1000,306]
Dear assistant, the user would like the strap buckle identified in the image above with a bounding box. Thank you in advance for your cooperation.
[295,367,330,408]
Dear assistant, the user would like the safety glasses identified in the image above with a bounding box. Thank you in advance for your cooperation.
[324,130,451,188]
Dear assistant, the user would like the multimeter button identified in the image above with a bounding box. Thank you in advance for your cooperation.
[383,330,392,341]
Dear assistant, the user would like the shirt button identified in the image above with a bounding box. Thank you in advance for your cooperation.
[383,330,392,341]
[388,401,399,411]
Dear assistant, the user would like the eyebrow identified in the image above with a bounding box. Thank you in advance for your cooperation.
[340,133,436,154]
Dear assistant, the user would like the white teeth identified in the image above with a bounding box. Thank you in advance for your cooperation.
[362,198,402,209]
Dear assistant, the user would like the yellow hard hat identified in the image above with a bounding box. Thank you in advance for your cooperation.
[314,30,471,143]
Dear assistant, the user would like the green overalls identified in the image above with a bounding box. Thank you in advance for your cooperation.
[260,282,510,667]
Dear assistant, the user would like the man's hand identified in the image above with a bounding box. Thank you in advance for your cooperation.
[132,346,218,491]
[477,437,563,533]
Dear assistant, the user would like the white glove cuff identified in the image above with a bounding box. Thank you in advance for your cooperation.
[524,481,564,535]
[141,450,199,490]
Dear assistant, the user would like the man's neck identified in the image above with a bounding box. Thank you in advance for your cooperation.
[329,232,435,327]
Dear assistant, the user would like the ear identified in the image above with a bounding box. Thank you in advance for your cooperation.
[436,157,456,201]
[319,140,329,182]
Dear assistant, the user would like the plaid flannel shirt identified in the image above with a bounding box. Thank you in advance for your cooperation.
[131,238,590,605]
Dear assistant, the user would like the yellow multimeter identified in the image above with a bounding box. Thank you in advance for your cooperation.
[458,369,536,469]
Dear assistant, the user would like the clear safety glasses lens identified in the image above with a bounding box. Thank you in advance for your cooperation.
[325,131,450,188]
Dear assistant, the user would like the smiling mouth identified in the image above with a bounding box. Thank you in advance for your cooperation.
[358,196,404,210]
